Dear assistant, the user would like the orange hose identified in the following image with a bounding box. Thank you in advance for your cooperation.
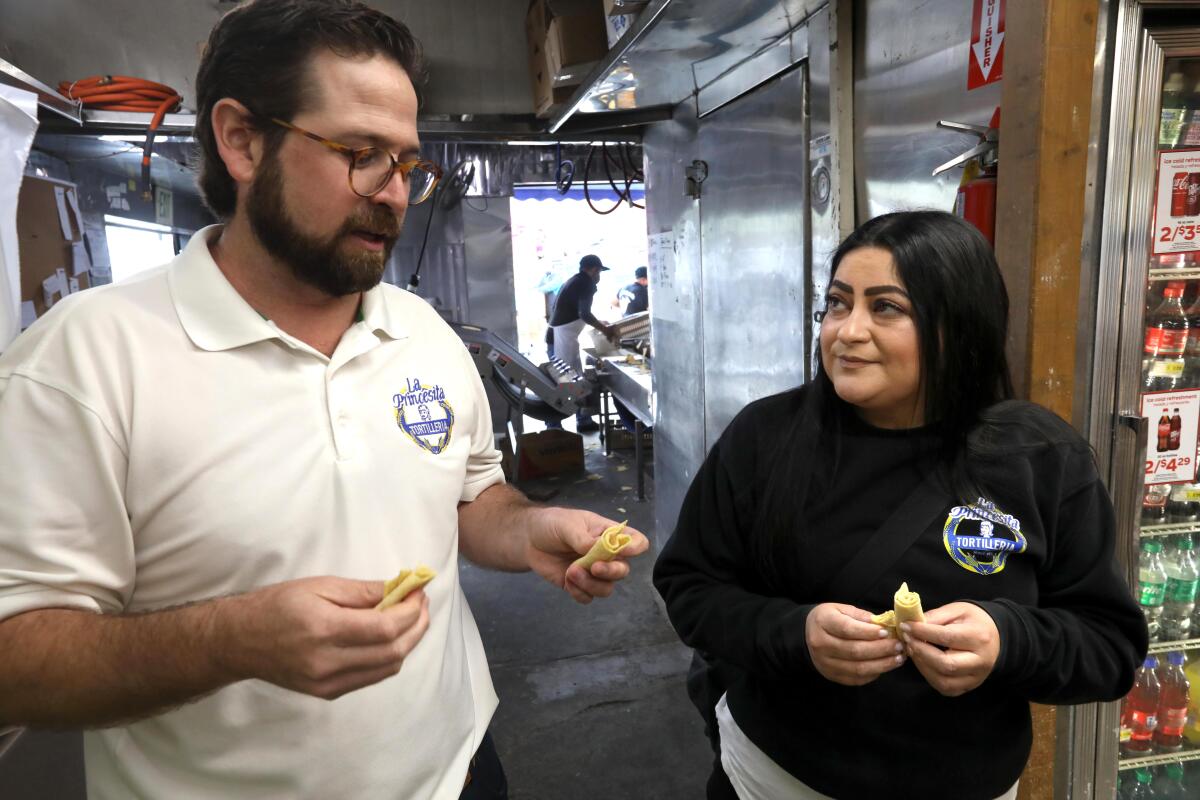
[58,76,183,199]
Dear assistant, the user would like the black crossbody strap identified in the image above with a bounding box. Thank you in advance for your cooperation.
[817,469,953,603]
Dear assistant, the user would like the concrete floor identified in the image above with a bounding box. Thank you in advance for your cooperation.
[466,433,711,800]
[0,432,712,799]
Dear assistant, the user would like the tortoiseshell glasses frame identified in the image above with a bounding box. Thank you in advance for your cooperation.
[268,117,442,204]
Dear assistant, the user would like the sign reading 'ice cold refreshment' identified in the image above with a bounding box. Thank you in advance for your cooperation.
[1143,389,1200,485]
[1153,149,1200,255]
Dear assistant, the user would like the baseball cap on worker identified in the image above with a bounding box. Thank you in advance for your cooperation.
[579,254,609,271]
[634,266,647,279]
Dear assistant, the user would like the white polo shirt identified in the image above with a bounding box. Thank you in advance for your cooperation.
[0,226,504,799]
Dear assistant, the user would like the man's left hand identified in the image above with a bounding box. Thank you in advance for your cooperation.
[901,602,1000,696]
[525,507,649,604]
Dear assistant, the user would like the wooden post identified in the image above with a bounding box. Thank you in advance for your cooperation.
[994,1,1102,798]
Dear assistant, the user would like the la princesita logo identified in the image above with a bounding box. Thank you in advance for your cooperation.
[393,378,455,455]
[942,497,1027,576]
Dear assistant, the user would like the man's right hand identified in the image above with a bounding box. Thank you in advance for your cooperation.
[219,576,430,700]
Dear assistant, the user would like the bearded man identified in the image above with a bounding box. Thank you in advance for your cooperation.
[0,2,645,798]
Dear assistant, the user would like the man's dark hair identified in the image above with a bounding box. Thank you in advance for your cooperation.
[194,0,425,219]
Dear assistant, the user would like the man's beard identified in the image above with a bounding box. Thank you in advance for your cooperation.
[247,153,403,297]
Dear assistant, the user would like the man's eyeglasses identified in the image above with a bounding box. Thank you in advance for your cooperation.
[267,117,442,204]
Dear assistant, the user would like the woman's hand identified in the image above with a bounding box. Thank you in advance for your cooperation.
[902,602,1000,696]
[805,603,906,686]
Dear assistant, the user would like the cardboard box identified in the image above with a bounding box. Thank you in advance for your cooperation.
[16,176,90,328]
[526,0,608,117]
[604,421,653,451]
[602,0,645,48]
[517,429,585,478]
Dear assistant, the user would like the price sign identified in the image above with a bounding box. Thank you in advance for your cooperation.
[1143,389,1200,484]
[1153,149,1200,255]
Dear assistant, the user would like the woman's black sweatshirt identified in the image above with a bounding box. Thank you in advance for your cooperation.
[653,388,1148,800]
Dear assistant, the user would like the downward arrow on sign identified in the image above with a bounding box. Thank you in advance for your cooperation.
[972,1,1004,81]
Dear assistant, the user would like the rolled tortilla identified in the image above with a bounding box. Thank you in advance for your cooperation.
[572,521,632,572]
[871,609,898,638]
[376,566,436,610]
[870,582,926,639]
[893,581,925,628]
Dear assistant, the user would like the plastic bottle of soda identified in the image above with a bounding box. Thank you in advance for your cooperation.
[1145,487,1171,526]
[1169,409,1182,450]
[1140,540,1170,640]
[1154,652,1190,751]
[1122,657,1162,756]
[1157,762,1188,799]
[1158,411,1173,453]
[1184,282,1200,383]
[1166,485,1199,523]
[1180,75,1200,146]
[1127,767,1159,799]
[1145,282,1190,392]
[1162,71,1189,148]
[1163,535,1200,640]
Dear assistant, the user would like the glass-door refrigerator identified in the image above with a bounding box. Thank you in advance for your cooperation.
[1094,4,1200,798]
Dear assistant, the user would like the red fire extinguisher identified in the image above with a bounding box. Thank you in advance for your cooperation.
[933,107,1000,245]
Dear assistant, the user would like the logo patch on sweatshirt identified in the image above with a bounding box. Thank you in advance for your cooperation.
[392,378,455,455]
[942,497,1027,575]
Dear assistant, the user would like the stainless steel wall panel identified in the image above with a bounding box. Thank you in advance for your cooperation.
[643,110,704,546]
[852,0,1003,220]
[697,67,809,445]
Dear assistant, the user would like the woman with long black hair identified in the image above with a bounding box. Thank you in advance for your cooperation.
[653,210,1147,800]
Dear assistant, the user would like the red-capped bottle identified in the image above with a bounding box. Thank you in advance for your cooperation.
[1146,281,1190,391]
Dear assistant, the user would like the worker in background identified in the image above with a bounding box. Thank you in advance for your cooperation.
[549,254,615,433]
[0,2,648,799]
[613,265,649,316]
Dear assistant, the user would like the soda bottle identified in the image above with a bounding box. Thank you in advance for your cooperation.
[1145,487,1171,526]
[1159,411,1173,453]
[1156,762,1188,799]
[1127,767,1158,799]
[1181,75,1200,146]
[1145,282,1190,392]
[1169,409,1182,450]
[1122,657,1162,756]
[1162,534,1200,640]
[1140,540,1170,640]
[1186,655,1200,745]
[1183,281,1200,383]
[1162,71,1188,148]
[1154,652,1190,751]
[1166,485,1199,523]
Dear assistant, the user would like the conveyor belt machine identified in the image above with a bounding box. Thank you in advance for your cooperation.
[451,322,591,423]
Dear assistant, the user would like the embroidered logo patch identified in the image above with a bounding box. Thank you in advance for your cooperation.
[942,497,1027,575]
[393,378,455,455]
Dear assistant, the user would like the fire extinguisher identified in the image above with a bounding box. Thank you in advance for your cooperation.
[932,107,1000,245]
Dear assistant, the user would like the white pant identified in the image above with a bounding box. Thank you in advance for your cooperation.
[715,694,1018,800]
[552,318,587,376]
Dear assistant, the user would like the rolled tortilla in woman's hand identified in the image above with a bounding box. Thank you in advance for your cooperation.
[892,581,925,628]
[572,521,632,572]
[871,581,925,639]
[376,566,436,610]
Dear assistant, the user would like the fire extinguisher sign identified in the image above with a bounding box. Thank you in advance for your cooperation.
[1153,149,1200,255]
[967,0,1005,90]
[1142,389,1200,485]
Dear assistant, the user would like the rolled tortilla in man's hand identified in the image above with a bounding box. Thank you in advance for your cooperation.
[571,521,631,572]
[376,566,436,610]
